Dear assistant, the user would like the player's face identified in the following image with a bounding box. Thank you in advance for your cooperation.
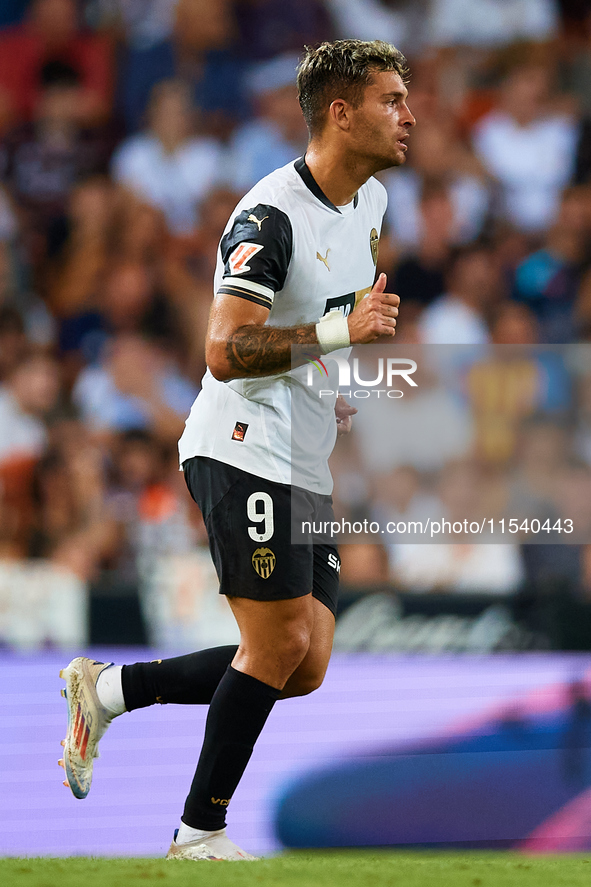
[349,71,415,171]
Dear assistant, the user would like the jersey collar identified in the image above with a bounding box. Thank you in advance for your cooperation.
[294,156,359,213]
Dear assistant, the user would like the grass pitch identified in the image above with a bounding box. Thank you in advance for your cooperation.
[2,853,591,887]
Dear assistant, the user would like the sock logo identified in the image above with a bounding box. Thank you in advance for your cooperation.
[211,798,230,806]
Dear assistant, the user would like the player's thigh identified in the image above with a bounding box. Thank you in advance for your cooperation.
[184,456,314,604]
[228,594,315,654]
[227,594,316,687]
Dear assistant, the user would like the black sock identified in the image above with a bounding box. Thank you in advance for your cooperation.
[121,646,238,710]
[182,665,280,831]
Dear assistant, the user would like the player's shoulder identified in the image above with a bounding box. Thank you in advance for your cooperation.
[359,175,388,215]
[221,161,302,250]
[234,161,301,217]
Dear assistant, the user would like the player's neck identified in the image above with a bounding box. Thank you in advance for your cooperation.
[304,145,373,208]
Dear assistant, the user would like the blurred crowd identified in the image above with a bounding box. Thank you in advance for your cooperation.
[2,0,591,633]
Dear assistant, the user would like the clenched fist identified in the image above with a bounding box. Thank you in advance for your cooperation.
[347,273,399,344]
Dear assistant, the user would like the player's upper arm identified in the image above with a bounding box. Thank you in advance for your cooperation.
[206,294,271,380]
[206,203,293,381]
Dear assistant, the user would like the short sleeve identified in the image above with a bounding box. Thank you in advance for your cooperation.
[217,203,293,309]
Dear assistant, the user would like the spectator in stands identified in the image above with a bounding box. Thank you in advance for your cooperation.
[572,373,591,467]
[0,0,112,128]
[325,0,428,58]
[173,0,247,137]
[338,542,390,589]
[352,355,474,474]
[0,183,17,244]
[105,428,198,581]
[94,0,244,137]
[0,350,60,466]
[100,261,167,337]
[513,186,590,342]
[2,60,110,267]
[382,117,490,254]
[234,0,333,61]
[559,0,591,120]
[425,0,559,49]
[54,196,187,379]
[223,54,308,194]
[387,184,457,312]
[0,306,26,382]
[554,461,591,543]
[0,350,61,554]
[389,538,525,594]
[388,461,525,595]
[90,0,179,133]
[574,118,591,185]
[328,418,370,527]
[48,175,116,321]
[370,465,443,542]
[0,241,55,347]
[417,243,500,344]
[507,417,570,524]
[465,336,546,466]
[29,417,118,580]
[73,333,197,445]
[472,59,579,233]
[0,1,28,29]
[491,300,539,345]
[111,79,224,234]
[114,195,166,264]
[160,185,241,380]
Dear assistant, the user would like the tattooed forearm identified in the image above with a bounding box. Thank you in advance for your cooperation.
[225,323,320,377]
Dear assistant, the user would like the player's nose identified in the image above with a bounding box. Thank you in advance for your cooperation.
[402,101,416,127]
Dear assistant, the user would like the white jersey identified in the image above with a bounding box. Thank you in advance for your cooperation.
[178,157,387,494]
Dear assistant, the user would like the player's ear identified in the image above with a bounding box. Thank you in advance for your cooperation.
[328,99,351,132]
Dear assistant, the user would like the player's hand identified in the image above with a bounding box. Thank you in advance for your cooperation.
[347,273,399,344]
[335,394,357,436]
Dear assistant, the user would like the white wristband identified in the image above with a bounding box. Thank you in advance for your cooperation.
[315,312,350,353]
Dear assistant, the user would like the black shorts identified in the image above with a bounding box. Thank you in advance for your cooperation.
[183,456,340,617]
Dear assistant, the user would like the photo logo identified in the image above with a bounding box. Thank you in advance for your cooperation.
[304,354,418,399]
[304,354,329,377]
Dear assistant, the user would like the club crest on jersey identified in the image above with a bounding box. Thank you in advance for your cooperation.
[228,242,264,275]
[252,547,276,578]
[370,228,379,266]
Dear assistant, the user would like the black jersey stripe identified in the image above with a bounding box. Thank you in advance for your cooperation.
[294,156,359,213]
[217,285,273,309]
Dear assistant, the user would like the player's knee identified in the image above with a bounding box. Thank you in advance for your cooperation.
[293,674,325,697]
[280,625,312,670]
[282,669,325,698]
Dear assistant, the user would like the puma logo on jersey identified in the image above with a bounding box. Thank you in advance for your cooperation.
[228,242,264,275]
[248,213,268,231]
[316,248,330,271]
